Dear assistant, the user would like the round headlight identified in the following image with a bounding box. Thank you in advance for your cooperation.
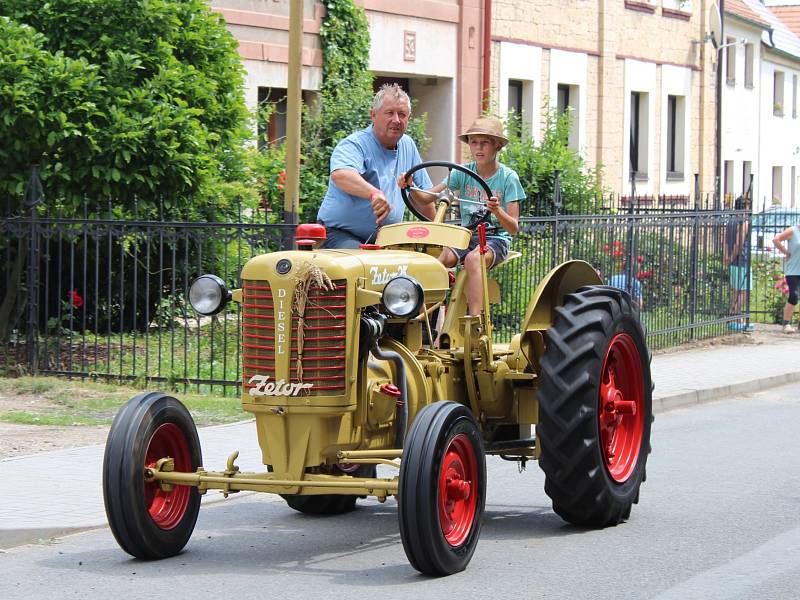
[382,276,423,318]
[189,275,229,316]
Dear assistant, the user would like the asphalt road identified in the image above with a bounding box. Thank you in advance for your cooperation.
[2,386,799,600]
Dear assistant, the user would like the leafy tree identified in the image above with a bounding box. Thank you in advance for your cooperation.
[0,0,250,216]
[0,1,251,341]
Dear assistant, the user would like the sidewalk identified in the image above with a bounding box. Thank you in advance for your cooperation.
[2,328,800,550]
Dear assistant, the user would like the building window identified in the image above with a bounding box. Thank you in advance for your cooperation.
[724,160,734,207]
[557,83,580,150]
[630,91,649,181]
[773,166,783,204]
[744,43,754,88]
[726,37,736,86]
[774,71,785,116]
[793,74,798,118]
[508,79,523,116]
[257,87,288,147]
[793,166,797,207]
[666,94,685,179]
[743,161,752,197]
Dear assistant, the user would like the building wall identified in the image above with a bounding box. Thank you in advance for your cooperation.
[758,49,800,209]
[211,0,324,112]
[212,0,475,163]
[721,19,762,206]
[490,0,715,196]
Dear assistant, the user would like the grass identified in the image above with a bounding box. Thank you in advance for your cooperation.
[0,376,246,427]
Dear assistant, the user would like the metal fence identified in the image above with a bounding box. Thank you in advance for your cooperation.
[1,173,751,395]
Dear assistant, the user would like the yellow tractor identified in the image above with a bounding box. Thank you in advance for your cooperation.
[103,161,653,576]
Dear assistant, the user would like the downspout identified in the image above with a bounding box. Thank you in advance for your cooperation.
[716,0,724,208]
[482,0,492,111]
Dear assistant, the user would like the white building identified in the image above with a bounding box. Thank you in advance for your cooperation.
[725,0,800,210]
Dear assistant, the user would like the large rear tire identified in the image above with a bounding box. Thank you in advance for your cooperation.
[398,401,486,576]
[536,286,652,527]
[103,392,202,559]
[282,464,377,515]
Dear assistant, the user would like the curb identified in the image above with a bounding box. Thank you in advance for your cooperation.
[653,371,800,413]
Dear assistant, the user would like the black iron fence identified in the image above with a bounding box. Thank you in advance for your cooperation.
[1,172,755,394]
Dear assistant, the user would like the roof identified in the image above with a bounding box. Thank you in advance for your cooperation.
[725,0,771,29]
[770,6,800,38]
[741,0,800,60]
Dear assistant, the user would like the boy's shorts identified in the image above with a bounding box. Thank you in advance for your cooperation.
[729,265,751,291]
[450,234,509,268]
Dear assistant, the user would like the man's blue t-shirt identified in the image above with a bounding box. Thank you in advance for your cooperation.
[316,125,432,241]
[442,162,525,243]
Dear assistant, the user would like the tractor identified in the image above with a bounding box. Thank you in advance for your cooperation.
[103,161,653,576]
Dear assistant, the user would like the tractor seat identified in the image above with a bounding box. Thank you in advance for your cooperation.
[494,250,521,269]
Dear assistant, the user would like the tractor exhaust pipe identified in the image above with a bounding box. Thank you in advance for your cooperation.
[371,342,408,449]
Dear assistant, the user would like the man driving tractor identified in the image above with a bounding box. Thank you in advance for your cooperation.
[316,83,434,248]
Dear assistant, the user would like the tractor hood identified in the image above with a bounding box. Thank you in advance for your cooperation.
[240,248,450,300]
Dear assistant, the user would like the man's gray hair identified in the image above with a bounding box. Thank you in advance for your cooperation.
[372,83,411,112]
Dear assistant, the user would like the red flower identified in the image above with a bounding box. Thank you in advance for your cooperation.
[613,240,622,247]
[636,255,644,264]
[636,271,651,280]
[69,289,83,309]
[612,249,623,258]
[277,169,286,190]
[603,244,610,252]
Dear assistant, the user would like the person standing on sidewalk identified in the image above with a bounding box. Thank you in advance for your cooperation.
[316,83,433,248]
[724,196,752,331]
[772,222,800,333]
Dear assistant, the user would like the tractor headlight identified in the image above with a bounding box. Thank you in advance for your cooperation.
[189,275,230,316]
[382,276,423,318]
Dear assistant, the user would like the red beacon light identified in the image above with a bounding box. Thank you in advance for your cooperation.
[295,223,327,250]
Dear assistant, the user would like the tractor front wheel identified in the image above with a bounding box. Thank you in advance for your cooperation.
[103,392,202,559]
[537,285,652,527]
[398,401,486,576]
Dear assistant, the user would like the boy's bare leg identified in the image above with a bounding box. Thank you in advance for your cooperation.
[438,247,458,268]
[463,247,494,316]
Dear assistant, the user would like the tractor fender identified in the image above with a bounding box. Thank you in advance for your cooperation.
[519,261,602,359]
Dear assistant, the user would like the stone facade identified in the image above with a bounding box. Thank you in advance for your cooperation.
[490,0,717,197]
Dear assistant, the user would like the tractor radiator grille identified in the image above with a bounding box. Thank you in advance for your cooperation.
[241,279,347,396]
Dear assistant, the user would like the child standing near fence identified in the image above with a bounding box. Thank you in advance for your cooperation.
[399,116,525,316]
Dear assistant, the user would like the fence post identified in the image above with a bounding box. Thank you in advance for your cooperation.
[25,165,43,374]
[551,170,562,268]
[688,183,700,340]
[625,199,635,299]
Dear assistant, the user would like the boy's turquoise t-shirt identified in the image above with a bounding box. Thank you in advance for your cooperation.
[442,162,525,243]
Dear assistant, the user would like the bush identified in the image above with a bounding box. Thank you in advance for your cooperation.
[0,0,249,215]
[503,107,604,215]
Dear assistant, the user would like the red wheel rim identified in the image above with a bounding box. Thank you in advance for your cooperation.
[598,333,644,483]
[438,433,478,547]
[144,423,192,530]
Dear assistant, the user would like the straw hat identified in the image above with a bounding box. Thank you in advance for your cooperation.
[458,116,509,148]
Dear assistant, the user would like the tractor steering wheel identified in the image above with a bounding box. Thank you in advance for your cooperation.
[400,161,494,231]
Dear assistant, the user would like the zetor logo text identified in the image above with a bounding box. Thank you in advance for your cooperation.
[248,375,313,397]
[370,264,408,285]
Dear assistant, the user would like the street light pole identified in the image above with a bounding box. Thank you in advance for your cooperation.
[284,0,303,240]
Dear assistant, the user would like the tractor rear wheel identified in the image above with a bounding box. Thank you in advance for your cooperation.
[282,464,377,515]
[398,401,486,576]
[103,392,202,559]
[536,285,652,527]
